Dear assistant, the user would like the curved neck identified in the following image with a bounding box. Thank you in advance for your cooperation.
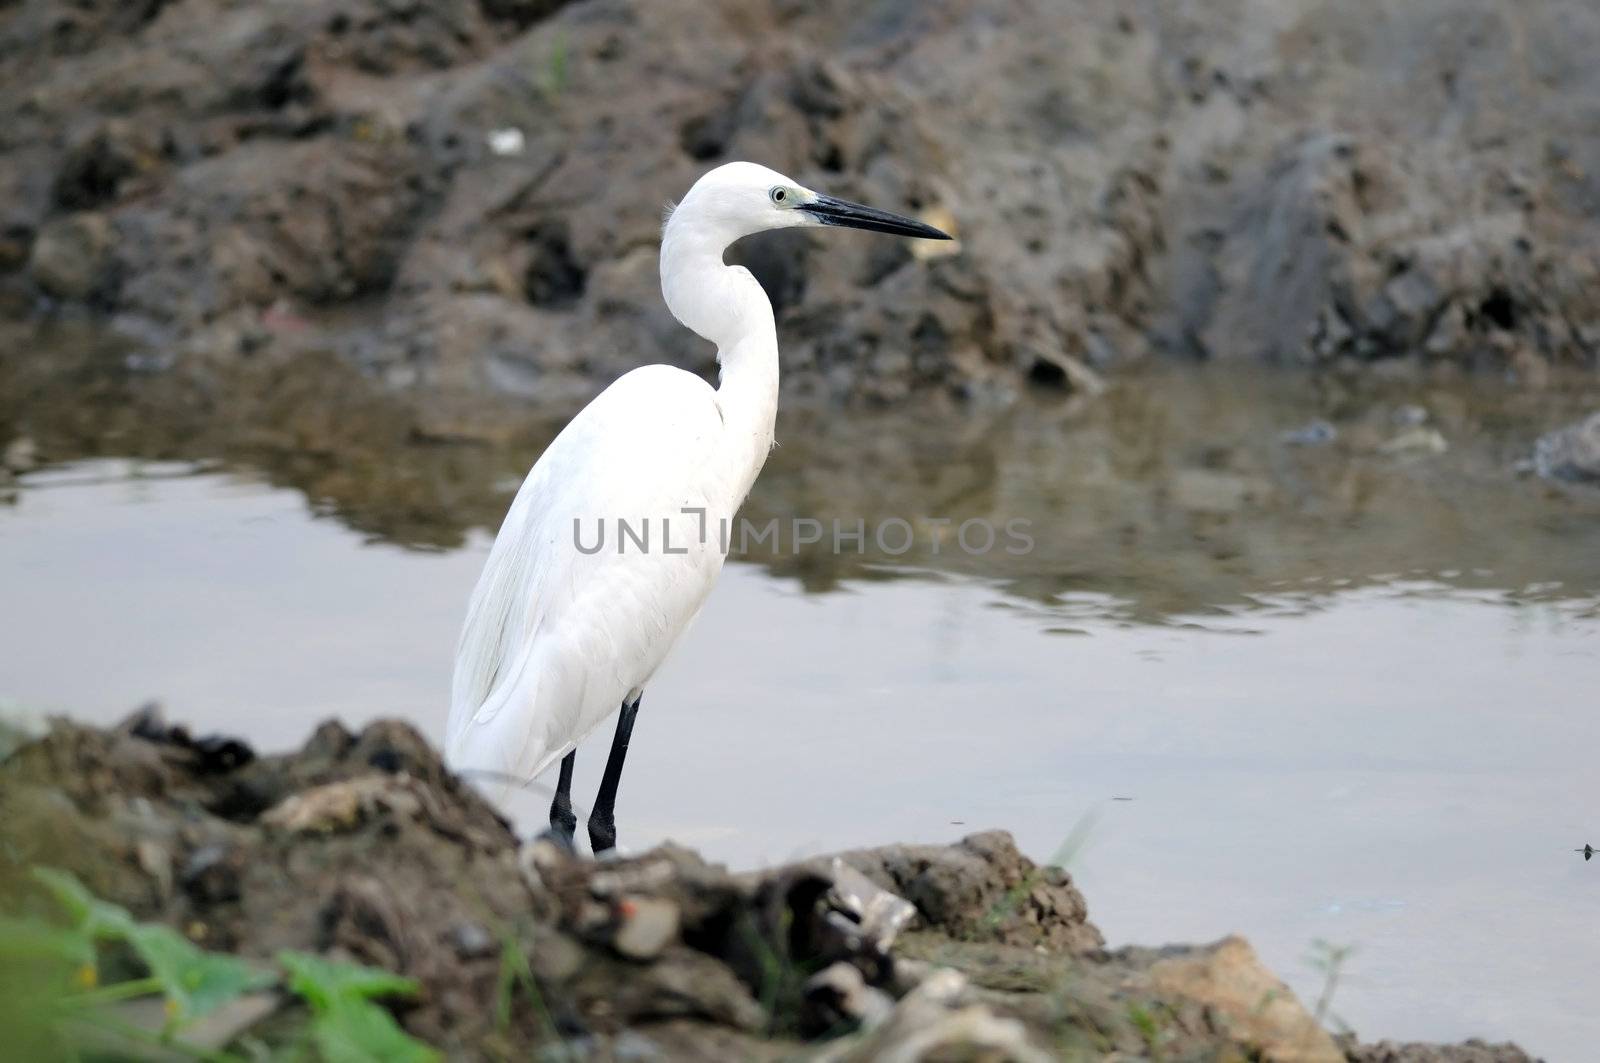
[661,219,774,356]
[660,218,779,498]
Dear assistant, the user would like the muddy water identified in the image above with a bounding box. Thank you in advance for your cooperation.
[3,363,1599,1059]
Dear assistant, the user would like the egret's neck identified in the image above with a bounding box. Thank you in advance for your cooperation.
[660,220,779,498]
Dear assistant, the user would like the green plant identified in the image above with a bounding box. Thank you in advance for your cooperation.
[983,807,1100,932]
[541,32,568,97]
[31,866,274,1030]
[1306,938,1356,1033]
[279,951,437,1063]
[493,926,568,1057]
[0,866,440,1062]
[1127,1001,1160,1054]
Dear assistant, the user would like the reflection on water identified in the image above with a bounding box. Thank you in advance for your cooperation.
[3,358,1600,1060]
[7,334,1600,620]
[748,364,1600,622]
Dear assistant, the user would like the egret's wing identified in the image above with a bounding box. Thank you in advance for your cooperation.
[447,365,729,783]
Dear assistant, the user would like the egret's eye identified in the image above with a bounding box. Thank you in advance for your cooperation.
[769,186,790,206]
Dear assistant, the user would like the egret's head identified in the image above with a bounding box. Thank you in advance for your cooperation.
[669,161,951,246]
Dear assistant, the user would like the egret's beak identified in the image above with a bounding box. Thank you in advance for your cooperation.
[801,194,952,240]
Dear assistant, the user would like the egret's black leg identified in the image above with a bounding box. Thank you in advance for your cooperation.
[546,750,577,848]
[588,695,641,854]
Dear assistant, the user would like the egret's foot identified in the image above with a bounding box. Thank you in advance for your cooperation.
[537,824,577,854]
[588,815,617,855]
[547,798,577,851]
[546,749,578,851]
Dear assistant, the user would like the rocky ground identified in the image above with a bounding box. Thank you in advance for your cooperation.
[2,0,1598,417]
[0,710,1540,1060]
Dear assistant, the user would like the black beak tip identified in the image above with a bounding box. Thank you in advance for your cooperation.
[804,194,956,242]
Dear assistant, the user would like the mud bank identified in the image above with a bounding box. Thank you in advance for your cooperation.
[0,711,1538,1060]
[2,0,1598,410]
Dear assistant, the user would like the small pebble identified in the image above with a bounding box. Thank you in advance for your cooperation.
[611,896,679,961]
[1378,427,1448,457]
[803,961,895,1032]
[181,844,241,904]
[612,1030,663,1061]
[1533,412,1600,484]
[137,840,174,899]
[448,921,496,960]
[3,437,37,472]
[487,128,525,156]
[1281,419,1337,446]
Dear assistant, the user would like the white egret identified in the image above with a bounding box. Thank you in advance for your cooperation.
[446,161,950,852]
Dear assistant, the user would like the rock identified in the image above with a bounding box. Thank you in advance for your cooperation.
[7,717,178,812]
[1148,936,1343,1063]
[612,896,681,961]
[187,734,256,774]
[134,839,173,900]
[801,961,894,1035]
[583,944,769,1034]
[479,0,573,31]
[121,704,256,775]
[1378,427,1449,458]
[28,212,114,302]
[1340,1036,1539,1063]
[816,967,1055,1063]
[181,844,244,905]
[485,128,525,157]
[260,774,423,834]
[886,956,937,998]
[1533,412,1600,484]
[0,700,49,761]
[53,119,164,210]
[1283,419,1339,446]
[3,437,38,472]
[823,858,916,956]
[447,920,496,960]
[825,831,1104,954]
[347,719,451,786]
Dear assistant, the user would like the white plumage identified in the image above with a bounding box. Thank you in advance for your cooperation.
[445,161,949,848]
[446,362,733,782]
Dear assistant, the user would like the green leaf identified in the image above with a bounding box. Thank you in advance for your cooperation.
[309,995,439,1063]
[277,951,419,1011]
[0,916,96,966]
[126,924,274,1023]
[278,951,433,1063]
[30,867,136,940]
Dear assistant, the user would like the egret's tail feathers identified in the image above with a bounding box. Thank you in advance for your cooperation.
[445,714,560,798]
[445,683,574,803]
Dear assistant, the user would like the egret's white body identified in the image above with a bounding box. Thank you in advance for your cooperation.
[446,360,758,782]
[445,162,947,842]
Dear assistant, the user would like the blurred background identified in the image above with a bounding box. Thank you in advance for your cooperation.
[2,0,1598,1058]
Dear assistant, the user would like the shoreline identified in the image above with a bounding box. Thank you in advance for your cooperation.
[0,710,1538,1061]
